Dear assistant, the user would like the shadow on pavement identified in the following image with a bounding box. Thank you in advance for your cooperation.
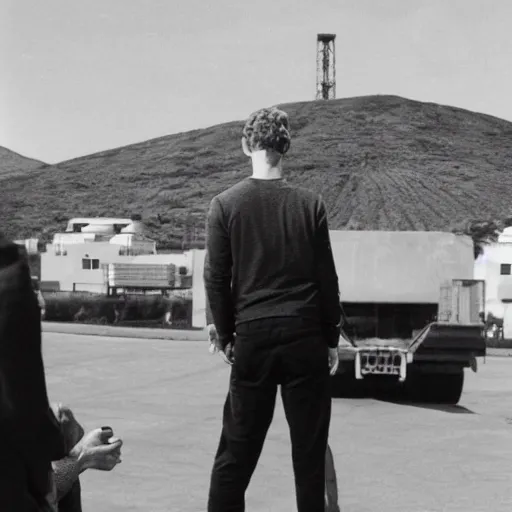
[330,377,477,414]
[375,397,476,414]
[371,386,477,414]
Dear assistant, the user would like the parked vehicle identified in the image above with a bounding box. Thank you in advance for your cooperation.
[330,231,486,405]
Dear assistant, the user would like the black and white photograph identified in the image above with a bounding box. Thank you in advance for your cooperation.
[1,1,511,511]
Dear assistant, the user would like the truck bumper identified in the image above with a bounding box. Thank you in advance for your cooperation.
[337,322,485,381]
[338,346,411,382]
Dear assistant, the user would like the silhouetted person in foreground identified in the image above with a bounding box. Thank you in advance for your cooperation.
[0,236,124,512]
[0,235,66,511]
[204,107,342,512]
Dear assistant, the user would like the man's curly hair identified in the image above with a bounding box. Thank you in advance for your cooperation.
[242,107,291,155]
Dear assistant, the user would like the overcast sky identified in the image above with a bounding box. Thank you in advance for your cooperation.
[1,0,511,164]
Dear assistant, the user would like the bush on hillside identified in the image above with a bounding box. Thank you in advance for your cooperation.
[451,216,512,259]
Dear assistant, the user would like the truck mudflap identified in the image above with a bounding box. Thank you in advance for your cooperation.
[337,321,485,382]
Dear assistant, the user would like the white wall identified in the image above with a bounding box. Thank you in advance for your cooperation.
[474,242,512,338]
[41,242,134,292]
[191,249,207,328]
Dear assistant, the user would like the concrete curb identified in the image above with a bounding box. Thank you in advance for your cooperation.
[485,348,512,357]
[41,322,512,356]
[42,322,208,341]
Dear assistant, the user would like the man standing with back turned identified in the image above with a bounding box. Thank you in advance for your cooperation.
[204,107,342,512]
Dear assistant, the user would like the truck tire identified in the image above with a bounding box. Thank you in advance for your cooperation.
[330,373,364,398]
[408,371,464,405]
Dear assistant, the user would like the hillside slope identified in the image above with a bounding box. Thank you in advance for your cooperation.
[2,95,512,246]
[0,146,46,179]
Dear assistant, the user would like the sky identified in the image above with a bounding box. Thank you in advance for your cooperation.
[1,0,511,164]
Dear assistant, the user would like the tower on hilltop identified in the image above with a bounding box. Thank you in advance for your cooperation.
[316,33,336,100]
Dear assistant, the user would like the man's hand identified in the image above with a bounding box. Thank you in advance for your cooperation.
[219,342,235,366]
[328,347,339,376]
[71,428,123,472]
[208,324,220,354]
[207,324,235,365]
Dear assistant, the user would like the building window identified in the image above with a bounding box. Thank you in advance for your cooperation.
[114,224,129,234]
[54,246,67,256]
[82,258,100,270]
[500,263,511,275]
[73,223,88,233]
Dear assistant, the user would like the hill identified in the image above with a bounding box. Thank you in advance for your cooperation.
[0,146,46,179]
[2,95,512,247]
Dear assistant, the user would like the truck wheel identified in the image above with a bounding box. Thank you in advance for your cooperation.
[408,371,464,405]
[330,373,364,398]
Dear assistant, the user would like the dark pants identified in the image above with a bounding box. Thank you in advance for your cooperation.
[207,317,332,512]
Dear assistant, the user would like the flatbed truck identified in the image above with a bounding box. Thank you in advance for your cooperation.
[329,230,486,404]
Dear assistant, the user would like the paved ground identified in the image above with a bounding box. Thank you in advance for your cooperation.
[43,332,512,512]
[42,321,512,354]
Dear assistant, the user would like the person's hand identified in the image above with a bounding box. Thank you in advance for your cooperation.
[328,347,339,376]
[207,324,219,354]
[219,342,235,366]
[71,428,123,472]
[208,324,235,364]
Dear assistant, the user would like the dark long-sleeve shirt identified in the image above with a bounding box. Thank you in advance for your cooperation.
[203,177,343,348]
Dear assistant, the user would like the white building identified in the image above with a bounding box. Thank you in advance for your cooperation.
[41,217,193,293]
[474,227,512,338]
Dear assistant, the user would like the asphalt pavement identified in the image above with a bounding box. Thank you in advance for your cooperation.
[43,332,512,512]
